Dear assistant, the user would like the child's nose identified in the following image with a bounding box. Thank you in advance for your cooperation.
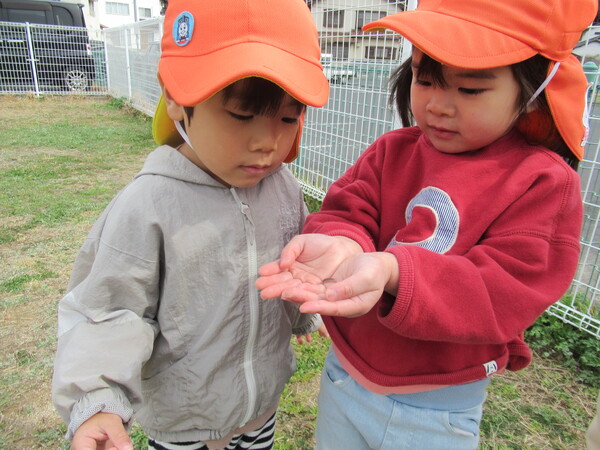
[249,119,280,152]
[426,90,455,117]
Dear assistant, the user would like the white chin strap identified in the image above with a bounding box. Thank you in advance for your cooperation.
[174,120,194,149]
[527,61,560,107]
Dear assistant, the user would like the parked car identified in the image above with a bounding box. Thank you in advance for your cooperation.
[0,0,95,91]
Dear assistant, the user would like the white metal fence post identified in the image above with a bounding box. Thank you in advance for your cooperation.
[124,28,132,98]
[24,23,40,96]
[103,30,111,92]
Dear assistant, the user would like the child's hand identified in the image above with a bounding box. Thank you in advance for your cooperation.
[257,234,362,300]
[71,412,132,450]
[284,252,398,318]
[295,323,330,344]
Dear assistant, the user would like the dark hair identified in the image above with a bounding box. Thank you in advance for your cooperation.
[389,53,578,170]
[182,77,305,123]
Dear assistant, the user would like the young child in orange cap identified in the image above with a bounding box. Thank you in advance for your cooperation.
[51,0,329,448]
[256,0,596,448]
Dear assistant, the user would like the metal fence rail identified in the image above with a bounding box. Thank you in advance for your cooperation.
[0,21,106,95]
[4,3,600,338]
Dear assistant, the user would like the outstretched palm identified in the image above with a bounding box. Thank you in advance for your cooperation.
[256,234,362,300]
[286,252,391,317]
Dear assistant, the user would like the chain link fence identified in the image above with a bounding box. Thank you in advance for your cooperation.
[0,21,106,94]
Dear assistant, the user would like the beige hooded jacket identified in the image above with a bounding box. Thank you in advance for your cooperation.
[52,146,321,442]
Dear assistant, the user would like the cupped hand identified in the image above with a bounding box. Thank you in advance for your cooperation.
[256,234,363,300]
[284,252,397,318]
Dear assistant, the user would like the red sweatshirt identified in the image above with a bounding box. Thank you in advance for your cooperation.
[304,127,582,387]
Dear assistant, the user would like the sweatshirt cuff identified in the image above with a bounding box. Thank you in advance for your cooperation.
[67,388,134,439]
[379,246,414,326]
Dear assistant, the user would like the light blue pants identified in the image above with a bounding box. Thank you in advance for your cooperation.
[315,349,489,450]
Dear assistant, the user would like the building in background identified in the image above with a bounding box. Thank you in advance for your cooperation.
[81,0,162,39]
[308,0,407,61]
[82,0,408,61]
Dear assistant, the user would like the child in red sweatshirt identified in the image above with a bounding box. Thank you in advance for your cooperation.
[257,0,595,448]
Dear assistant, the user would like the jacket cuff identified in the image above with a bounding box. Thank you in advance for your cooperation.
[67,388,134,439]
[292,313,323,336]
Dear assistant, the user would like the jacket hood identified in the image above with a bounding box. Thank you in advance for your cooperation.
[135,145,285,188]
[135,145,222,187]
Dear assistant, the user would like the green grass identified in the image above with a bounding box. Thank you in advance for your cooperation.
[527,311,600,386]
[0,97,151,248]
[0,95,597,449]
[0,95,155,449]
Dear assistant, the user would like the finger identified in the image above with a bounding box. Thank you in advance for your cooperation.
[257,260,284,276]
[258,284,286,300]
[281,285,324,303]
[105,430,133,450]
[287,267,324,284]
[278,237,306,268]
[255,271,294,290]
[258,279,303,300]
[72,435,99,450]
[299,299,367,318]
[318,328,330,338]
[322,277,367,303]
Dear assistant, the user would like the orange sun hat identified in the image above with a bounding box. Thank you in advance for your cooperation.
[364,0,598,160]
[152,0,330,163]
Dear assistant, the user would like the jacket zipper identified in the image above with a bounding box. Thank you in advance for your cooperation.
[231,188,259,426]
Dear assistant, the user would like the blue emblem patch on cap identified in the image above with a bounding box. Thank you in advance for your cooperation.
[173,11,194,46]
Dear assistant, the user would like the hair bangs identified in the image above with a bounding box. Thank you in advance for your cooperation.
[222,78,305,117]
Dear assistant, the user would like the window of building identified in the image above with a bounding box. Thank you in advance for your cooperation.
[88,0,96,17]
[322,42,349,59]
[365,46,397,60]
[323,9,344,28]
[356,10,385,29]
[106,2,129,16]
[139,7,151,19]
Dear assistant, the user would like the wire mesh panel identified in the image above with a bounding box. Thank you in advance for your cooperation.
[563,24,600,337]
[291,0,408,200]
[0,21,106,95]
[104,18,162,116]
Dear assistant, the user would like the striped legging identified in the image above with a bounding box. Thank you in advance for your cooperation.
[148,413,276,450]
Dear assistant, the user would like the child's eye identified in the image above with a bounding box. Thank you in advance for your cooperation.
[459,88,486,95]
[282,117,299,124]
[415,79,432,87]
[229,112,253,121]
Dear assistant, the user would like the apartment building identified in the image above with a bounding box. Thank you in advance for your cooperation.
[308,0,407,61]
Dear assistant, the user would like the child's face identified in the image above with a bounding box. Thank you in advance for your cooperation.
[176,88,302,188]
[410,49,521,154]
